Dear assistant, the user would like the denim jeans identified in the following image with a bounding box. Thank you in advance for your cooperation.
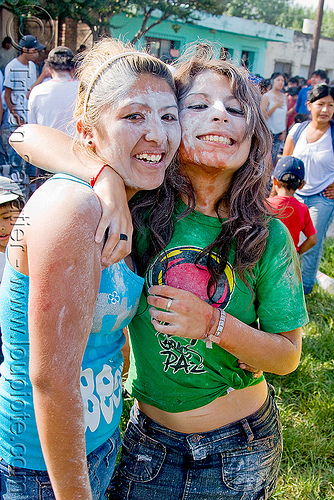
[8,126,24,176]
[0,427,121,500]
[111,387,283,500]
[295,191,334,294]
[271,133,283,167]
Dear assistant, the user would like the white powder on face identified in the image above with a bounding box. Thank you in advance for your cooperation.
[92,76,180,191]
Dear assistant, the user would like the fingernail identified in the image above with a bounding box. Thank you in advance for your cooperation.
[9,130,25,143]
[95,235,102,243]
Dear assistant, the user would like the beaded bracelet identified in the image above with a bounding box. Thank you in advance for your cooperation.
[213,309,226,339]
[203,309,226,348]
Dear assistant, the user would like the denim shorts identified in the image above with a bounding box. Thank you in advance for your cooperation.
[112,387,282,500]
[0,427,121,500]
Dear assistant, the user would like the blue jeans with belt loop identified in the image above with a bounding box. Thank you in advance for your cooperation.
[0,428,121,500]
[111,386,283,500]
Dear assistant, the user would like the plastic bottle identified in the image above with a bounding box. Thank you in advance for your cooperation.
[316,271,334,294]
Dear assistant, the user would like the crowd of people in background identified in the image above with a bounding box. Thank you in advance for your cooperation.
[0,36,83,197]
[258,69,334,296]
[259,69,329,167]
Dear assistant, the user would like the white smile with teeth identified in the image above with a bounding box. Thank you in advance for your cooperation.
[135,153,162,163]
[200,135,232,145]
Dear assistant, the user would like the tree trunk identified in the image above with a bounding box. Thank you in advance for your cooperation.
[131,8,153,44]
[65,17,78,52]
[131,13,170,44]
[57,18,66,46]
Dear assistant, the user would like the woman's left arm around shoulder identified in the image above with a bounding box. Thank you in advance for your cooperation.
[10,125,132,266]
[148,285,302,376]
[25,182,102,499]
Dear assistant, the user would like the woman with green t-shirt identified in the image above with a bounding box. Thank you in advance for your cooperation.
[11,45,307,500]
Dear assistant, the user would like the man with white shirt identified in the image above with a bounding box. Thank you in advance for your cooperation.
[27,46,79,190]
[4,35,45,128]
[28,46,78,135]
[4,35,45,184]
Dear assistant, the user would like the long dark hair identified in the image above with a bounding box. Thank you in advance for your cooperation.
[131,47,273,299]
[307,83,334,103]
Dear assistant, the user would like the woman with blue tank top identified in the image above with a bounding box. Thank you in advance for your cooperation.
[0,39,180,499]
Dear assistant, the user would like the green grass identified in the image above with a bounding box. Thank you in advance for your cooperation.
[268,238,334,499]
[120,238,334,499]
[318,237,334,280]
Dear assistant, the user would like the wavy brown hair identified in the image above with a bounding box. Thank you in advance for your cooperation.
[131,45,273,298]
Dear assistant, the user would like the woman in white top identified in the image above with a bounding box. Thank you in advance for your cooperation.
[261,72,288,167]
[283,83,334,294]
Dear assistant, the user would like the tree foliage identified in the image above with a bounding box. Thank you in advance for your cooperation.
[2,0,334,44]
[224,0,334,39]
[223,0,290,25]
[315,8,334,39]
[275,3,334,39]
[42,0,128,40]
[1,0,226,42]
[129,0,227,44]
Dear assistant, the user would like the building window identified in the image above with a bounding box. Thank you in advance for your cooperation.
[145,37,178,62]
[241,50,255,70]
[274,62,292,77]
[220,47,233,60]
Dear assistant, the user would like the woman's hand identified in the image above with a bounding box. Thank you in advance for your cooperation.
[93,166,133,267]
[279,131,286,142]
[274,98,284,110]
[238,360,263,379]
[148,285,219,339]
[148,286,302,376]
[323,181,334,199]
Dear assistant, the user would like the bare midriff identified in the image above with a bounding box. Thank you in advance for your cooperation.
[137,379,268,433]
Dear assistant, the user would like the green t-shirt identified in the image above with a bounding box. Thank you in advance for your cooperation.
[126,200,308,413]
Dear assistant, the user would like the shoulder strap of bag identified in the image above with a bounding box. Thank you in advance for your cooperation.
[292,121,309,146]
[330,122,334,152]
[293,120,334,153]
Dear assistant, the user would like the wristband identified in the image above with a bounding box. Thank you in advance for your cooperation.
[203,308,226,349]
[213,309,226,339]
[89,164,108,187]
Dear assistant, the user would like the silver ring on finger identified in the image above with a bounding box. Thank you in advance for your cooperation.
[166,298,173,312]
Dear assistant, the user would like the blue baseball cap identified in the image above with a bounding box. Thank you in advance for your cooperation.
[19,35,45,51]
[273,156,305,182]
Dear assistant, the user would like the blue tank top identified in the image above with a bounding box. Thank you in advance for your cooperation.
[0,174,144,470]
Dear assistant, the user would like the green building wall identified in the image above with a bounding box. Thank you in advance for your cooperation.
[109,12,271,76]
